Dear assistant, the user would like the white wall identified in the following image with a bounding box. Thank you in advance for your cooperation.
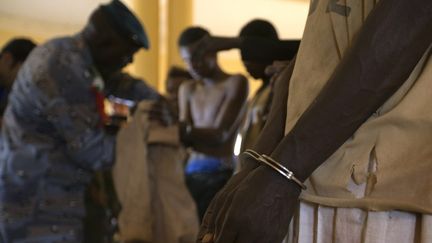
[0,0,310,92]
[193,0,309,39]
[0,0,114,40]
[193,0,309,95]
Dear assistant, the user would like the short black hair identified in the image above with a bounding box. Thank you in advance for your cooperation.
[178,27,209,47]
[239,19,278,40]
[1,38,36,63]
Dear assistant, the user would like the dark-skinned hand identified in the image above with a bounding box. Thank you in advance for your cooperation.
[199,163,301,243]
[197,154,259,242]
[191,35,222,64]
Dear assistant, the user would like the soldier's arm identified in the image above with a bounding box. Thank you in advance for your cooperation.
[105,72,160,102]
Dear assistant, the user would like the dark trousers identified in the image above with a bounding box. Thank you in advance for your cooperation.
[185,170,233,222]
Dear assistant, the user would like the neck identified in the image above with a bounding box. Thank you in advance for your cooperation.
[202,68,227,85]
[262,76,271,86]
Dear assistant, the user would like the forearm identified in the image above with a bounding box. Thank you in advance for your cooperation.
[252,59,295,155]
[209,36,242,52]
[270,0,432,181]
[241,38,299,63]
[179,122,229,147]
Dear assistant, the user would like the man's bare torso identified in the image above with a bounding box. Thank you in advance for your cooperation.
[191,80,228,128]
[181,74,248,157]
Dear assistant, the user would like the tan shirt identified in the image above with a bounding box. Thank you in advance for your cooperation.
[285,0,432,213]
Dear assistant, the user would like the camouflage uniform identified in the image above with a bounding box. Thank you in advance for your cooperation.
[0,35,115,242]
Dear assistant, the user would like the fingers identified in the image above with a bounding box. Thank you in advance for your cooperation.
[235,230,262,243]
[212,171,252,232]
[199,177,238,240]
[198,170,252,242]
[198,196,218,240]
[214,224,237,243]
[213,197,232,236]
[213,180,251,242]
[191,36,214,63]
[211,183,237,236]
[205,166,297,243]
[265,60,291,76]
[201,233,214,243]
[198,165,260,243]
[214,181,241,236]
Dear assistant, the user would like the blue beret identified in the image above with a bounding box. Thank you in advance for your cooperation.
[101,0,150,49]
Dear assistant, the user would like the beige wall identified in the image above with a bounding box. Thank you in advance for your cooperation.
[160,0,193,93]
[0,0,107,46]
[193,0,309,96]
[0,0,309,95]
[126,0,160,89]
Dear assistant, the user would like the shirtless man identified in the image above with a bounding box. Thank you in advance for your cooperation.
[236,19,294,154]
[177,27,248,221]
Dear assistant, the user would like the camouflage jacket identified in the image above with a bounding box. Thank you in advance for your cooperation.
[0,35,116,242]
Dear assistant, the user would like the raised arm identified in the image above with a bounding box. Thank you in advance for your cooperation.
[193,35,243,55]
[194,35,299,64]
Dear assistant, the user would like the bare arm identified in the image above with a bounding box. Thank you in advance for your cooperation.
[194,35,243,54]
[178,81,195,145]
[178,80,194,124]
[269,0,432,182]
[194,36,299,63]
[199,2,432,242]
[252,58,296,155]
